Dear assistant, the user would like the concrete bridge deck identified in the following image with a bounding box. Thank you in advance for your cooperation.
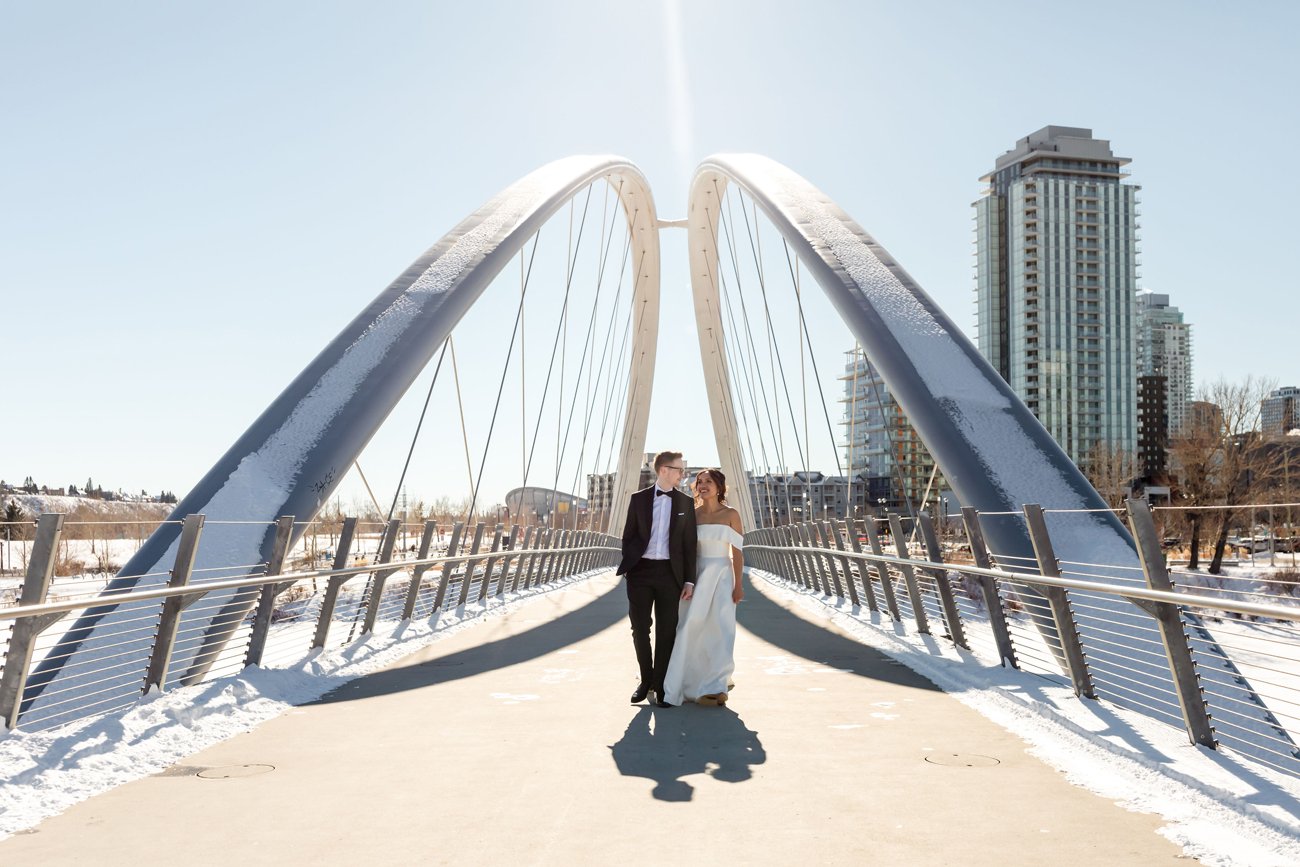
[1,572,1185,864]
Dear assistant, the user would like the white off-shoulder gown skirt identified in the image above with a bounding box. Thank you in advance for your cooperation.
[663,524,743,705]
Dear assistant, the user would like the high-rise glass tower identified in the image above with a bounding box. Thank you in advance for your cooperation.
[975,126,1140,463]
[840,347,949,512]
[1136,291,1193,435]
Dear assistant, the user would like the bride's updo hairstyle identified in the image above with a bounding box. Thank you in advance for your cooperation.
[694,467,727,505]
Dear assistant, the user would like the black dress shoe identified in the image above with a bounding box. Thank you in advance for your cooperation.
[630,683,650,704]
[653,690,674,708]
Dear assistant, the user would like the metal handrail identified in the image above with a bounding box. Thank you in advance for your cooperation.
[745,502,1300,778]
[746,544,1300,624]
[1,512,621,732]
[0,545,620,623]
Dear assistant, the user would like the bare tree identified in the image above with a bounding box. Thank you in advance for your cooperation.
[1082,441,1139,510]
[1169,376,1280,574]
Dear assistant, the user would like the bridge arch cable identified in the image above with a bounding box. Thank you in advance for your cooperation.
[719,187,802,527]
[590,258,644,478]
[16,157,661,731]
[561,206,638,506]
[734,185,923,528]
[709,182,798,524]
[519,185,595,497]
[715,185,836,527]
[546,181,634,513]
[716,190,787,523]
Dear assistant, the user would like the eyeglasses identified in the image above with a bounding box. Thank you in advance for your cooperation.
[667,465,687,473]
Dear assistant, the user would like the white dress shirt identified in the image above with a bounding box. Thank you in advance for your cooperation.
[643,484,673,560]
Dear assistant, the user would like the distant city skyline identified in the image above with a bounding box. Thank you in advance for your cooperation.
[5,2,1297,509]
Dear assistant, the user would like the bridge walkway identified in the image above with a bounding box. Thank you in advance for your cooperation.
[1,572,1185,864]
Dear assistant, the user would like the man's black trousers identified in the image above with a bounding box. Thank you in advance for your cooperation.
[625,559,679,691]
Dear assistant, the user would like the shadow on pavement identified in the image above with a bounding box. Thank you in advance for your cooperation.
[310,582,626,705]
[609,705,766,801]
[736,575,943,693]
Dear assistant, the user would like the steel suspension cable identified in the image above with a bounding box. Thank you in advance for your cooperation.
[591,248,644,478]
[464,232,544,524]
[521,185,595,490]
[548,183,626,514]
[718,192,788,524]
[782,241,843,478]
[730,186,811,514]
[564,214,634,509]
[448,336,476,522]
[384,338,451,523]
[716,185,797,521]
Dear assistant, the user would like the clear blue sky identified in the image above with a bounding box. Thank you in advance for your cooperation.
[4,1,1297,510]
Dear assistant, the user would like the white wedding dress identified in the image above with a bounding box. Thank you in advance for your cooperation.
[663,523,743,705]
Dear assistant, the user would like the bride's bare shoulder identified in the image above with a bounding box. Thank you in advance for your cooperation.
[723,506,742,531]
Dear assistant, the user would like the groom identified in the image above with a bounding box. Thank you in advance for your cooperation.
[617,451,697,707]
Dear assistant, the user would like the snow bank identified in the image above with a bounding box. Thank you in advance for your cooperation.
[0,568,604,839]
[752,569,1300,867]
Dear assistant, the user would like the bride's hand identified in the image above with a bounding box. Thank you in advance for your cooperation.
[732,585,744,604]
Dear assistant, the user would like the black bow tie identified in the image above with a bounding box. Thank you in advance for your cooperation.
[656,488,671,497]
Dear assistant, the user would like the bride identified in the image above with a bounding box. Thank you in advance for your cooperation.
[662,468,744,707]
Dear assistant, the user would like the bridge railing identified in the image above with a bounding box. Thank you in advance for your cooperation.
[746,498,1300,780]
[0,513,619,733]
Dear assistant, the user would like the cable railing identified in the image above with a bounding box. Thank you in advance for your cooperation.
[0,511,619,733]
[744,497,1300,780]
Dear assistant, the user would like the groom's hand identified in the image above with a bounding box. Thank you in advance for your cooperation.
[681,582,694,601]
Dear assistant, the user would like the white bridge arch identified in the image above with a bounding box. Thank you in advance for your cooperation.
[24,156,661,722]
[15,154,1293,768]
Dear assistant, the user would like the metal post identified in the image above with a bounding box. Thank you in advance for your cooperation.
[144,513,206,693]
[1,513,66,730]
[917,513,969,650]
[431,521,464,611]
[815,522,846,599]
[773,527,792,585]
[554,529,574,579]
[580,530,596,572]
[509,526,535,593]
[244,516,296,669]
[888,514,930,634]
[1126,497,1217,748]
[844,519,879,612]
[960,507,1018,668]
[477,523,505,602]
[312,517,358,649]
[798,523,824,594]
[401,521,440,621]
[496,525,522,597]
[749,530,766,576]
[829,520,862,606]
[861,518,900,621]
[1022,504,1096,699]
[523,528,549,590]
[545,530,568,584]
[456,522,487,606]
[362,518,403,634]
[786,526,805,587]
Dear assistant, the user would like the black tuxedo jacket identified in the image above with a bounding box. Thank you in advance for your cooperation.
[617,485,698,588]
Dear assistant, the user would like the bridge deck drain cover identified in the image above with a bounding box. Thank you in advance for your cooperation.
[924,753,1000,768]
[196,764,275,779]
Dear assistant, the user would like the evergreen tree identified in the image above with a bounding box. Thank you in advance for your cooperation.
[3,500,25,542]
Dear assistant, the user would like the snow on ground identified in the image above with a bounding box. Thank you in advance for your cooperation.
[0,567,603,840]
[5,562,1300,863]
[751,569,1300,867]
